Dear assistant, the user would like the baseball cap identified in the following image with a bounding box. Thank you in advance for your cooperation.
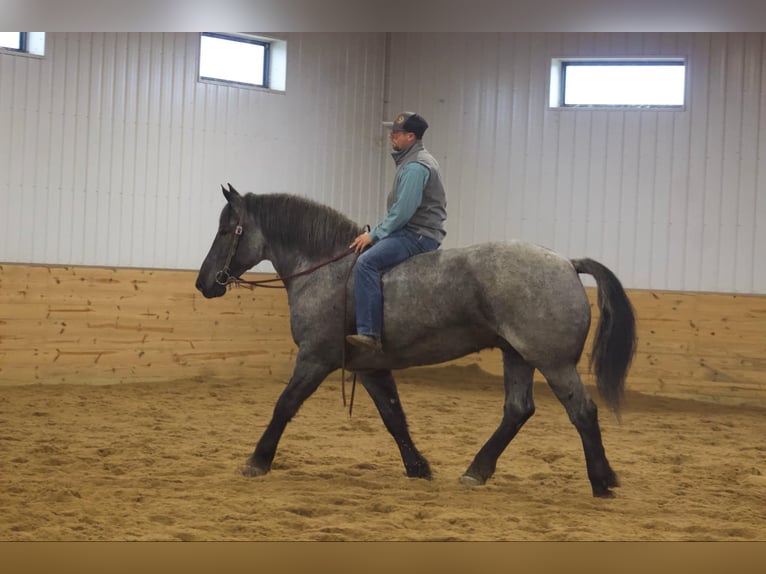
[382,111,428,138]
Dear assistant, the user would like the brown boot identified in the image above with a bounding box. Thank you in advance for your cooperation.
[346,334,383,352]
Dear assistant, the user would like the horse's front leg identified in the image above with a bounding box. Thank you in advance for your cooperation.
[243,354,333,477]
[360,370,431,479]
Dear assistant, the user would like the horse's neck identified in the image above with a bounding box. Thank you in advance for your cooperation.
[273,248,354,310]
[267,241,345,279]
[253,199,357,279]
[266,244,307,278]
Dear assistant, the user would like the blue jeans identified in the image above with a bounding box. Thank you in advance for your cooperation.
[353,228,440,338]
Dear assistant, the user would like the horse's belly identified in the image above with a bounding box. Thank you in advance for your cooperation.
[392,323,496,362]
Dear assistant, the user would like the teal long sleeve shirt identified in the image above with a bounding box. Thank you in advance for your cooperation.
[369,163,430,242]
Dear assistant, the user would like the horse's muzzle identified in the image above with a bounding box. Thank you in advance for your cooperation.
[195,276,226,299]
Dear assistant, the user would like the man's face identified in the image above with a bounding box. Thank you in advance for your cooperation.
[389,129,415,152]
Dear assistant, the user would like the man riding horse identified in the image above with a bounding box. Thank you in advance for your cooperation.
[347,112,447,353]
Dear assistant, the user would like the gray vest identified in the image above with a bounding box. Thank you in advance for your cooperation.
[388,141,447,242]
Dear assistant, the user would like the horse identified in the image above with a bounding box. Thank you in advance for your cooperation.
[195,184,637,498]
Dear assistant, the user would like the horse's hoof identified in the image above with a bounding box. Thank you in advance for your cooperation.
[592,473,619,497]
[459,474,485,487]
[406,463,432,480]
[241,464,269,478]
[409,472,432,481]
[592,487,616,499]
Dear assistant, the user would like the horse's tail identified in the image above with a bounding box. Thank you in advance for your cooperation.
[571,258,637,415]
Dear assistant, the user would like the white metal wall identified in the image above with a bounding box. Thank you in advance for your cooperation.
[2,32,765,294]
[0,32,388,272]
[386,33,766,294]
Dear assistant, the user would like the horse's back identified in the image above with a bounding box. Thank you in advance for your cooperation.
[380,241,592,364]
[386,240,584,300]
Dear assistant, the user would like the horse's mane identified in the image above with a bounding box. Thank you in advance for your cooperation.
[245,193,362,259]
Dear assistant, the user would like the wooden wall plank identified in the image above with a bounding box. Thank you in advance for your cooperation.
[1,263,764,409]
[0,264,295,386]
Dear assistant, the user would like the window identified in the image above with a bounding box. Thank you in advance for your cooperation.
[0,32,45,56]
[199,33,286,91]
[0,32,22,50]
[550,58,686,109]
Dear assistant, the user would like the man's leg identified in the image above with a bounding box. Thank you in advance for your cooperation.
[352,232,413,340]
[350,230,440,350]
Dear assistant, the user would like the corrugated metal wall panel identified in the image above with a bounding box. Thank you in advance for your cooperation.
[754,36,766,293]
[738,33,763,292]
[0,32,388,272]
[1,32,764,294]
[386,32,766,294]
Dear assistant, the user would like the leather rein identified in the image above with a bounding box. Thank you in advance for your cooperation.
[214,210,366,414]
[220,247,357,289]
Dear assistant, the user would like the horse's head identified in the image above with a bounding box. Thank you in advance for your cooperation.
[195,183,267,298]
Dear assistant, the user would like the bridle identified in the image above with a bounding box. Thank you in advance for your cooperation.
[212,207,368,414]
[214,213,246,287]
[215,222,244,285]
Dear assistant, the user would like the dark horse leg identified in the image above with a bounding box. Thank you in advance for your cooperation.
[539,364,619,498]
[243,353,334,477]
[359,370,431,479]
[460,347,536,486]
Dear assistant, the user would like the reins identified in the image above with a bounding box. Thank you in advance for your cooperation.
[223,248,356,289]
[216,214,368,416]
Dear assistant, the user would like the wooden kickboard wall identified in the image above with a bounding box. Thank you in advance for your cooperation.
[1,263,765,407]
[0,264,297,387]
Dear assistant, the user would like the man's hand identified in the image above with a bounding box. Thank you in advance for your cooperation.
[349,231,373,253]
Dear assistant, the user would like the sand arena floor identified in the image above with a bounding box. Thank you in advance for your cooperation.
[1,364,764,541]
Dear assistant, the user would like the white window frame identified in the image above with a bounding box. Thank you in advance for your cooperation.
[550,57,687,110]
[198,32,286,92]
[0,32,45,57]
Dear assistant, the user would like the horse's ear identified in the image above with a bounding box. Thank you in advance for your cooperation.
[222,183,240,204]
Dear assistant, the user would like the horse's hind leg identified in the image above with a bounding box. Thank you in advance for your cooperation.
[460,348,535,486]
[539,364,618,498]
[359,370,431,479]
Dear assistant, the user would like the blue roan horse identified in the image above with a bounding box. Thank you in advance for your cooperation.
[196,184,637,498]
